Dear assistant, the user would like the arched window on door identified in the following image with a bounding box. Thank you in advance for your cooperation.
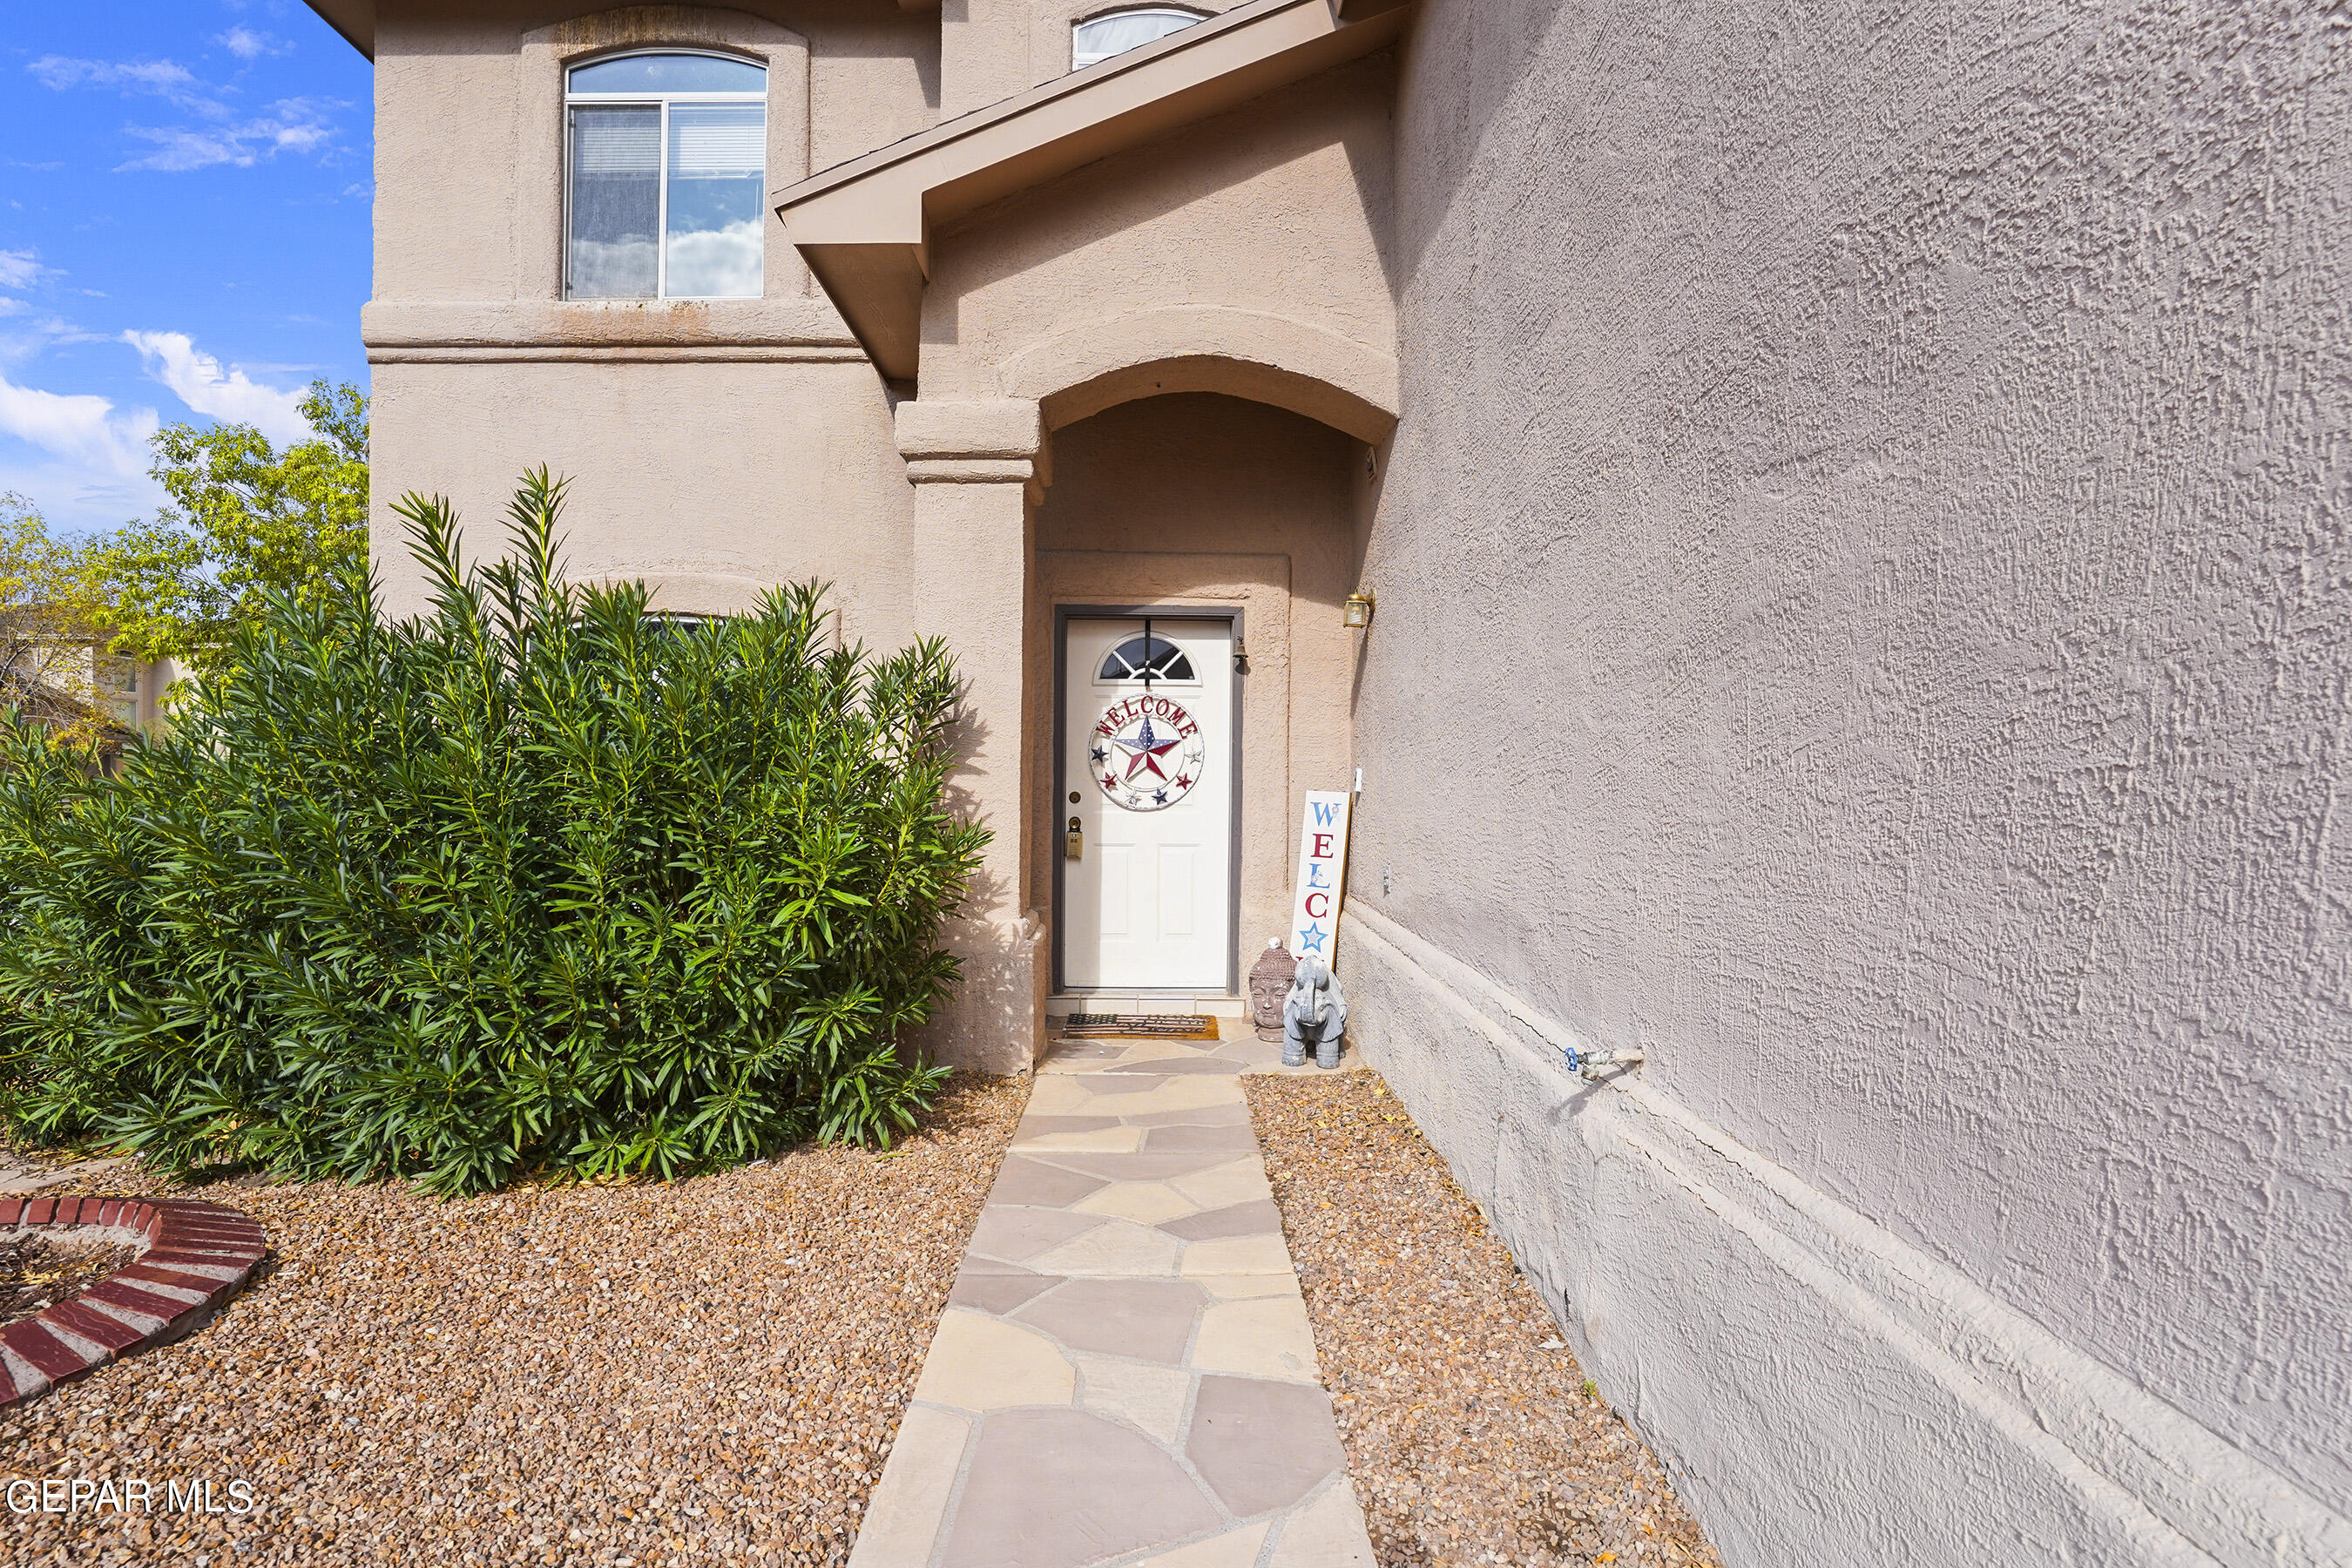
[1098,634,1195,684]
[1072,8,1210,71]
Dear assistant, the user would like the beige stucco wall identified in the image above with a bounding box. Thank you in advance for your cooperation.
[942,0,1247,116]
[365,2,945,630]
[351,2,2349,1558]
[368,359,914,640]
[896,409,1047,1073]
[919,49,1396,414]
[372,0,937,304]
[1346,1,2352,1564]
[1031,393,1365,991]
[899,41,1396,1006]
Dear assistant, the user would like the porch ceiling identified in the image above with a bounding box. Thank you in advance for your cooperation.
[772,0,1412,382]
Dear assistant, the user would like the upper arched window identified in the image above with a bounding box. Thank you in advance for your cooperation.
[1098,635,1195,684]
[566,51,765,301]
[1072,8,1209,71]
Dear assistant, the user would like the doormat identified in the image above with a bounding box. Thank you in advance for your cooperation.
[1057,1014,1220,1040]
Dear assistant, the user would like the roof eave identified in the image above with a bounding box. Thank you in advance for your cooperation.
[774,0,1411,381]
[305,0,375,60]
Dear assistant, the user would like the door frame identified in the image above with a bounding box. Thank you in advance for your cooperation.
[1051,604,1247,997]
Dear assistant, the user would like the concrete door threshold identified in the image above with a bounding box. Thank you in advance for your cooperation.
[1048,993,1250,1019]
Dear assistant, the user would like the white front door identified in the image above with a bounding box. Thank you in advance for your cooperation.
[1061,616,1235,991]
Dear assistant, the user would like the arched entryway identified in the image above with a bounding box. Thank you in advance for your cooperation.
[1030,391,1375,1014]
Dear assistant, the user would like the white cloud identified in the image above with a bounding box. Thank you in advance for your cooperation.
[117,98,340,172]
[29,56,209,111]
[121,330,309,445]
[0,448,166,535]
[0,249,43,291]
[0,371,159,480]
[29,56,343,172]
[0,315,109,360]
[217,28,288,61]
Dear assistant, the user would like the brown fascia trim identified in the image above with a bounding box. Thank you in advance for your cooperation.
[773,0,1411,380]
[303,0,375,59]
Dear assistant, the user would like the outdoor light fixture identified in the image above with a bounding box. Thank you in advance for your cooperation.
[1343,591,1375,629]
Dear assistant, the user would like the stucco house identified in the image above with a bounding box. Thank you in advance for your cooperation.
[306,2,2348,1563]
[0,616,178,760]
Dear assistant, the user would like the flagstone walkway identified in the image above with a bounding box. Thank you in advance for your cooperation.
[848,1025,1376,1568]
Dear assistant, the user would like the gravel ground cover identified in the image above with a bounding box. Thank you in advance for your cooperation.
[1,1232,139,1327]
[1247,1069,1723,1568]
[0,1073,1026,1567]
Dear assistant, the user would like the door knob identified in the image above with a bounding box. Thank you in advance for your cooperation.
[1065,817,1084,860]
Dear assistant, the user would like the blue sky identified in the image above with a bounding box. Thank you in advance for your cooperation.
[0,0,371,534]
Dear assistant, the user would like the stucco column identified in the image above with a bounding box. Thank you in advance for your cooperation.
[896,398,1049,1076]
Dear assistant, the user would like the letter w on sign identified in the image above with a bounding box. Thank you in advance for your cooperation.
[1288,791,1353,962]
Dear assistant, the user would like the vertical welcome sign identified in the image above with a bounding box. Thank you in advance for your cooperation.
[1288,790,1353,963]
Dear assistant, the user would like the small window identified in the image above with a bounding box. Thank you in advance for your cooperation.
[566,51,765,301]
[1098,635,1194,683]
[1073,8,1208,71]
[641,611,725,639]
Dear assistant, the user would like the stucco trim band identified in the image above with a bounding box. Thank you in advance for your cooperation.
[1341,902,2352,1568]
[360,301,859,351]
[367,348,869,366]
[896,398,1045,461]
[904,459,1037,485]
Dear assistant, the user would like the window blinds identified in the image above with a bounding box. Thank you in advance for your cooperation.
[667,106,764,179]
[571,106,659,174]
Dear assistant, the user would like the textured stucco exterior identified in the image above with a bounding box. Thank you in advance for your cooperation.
[1344,1,2352,1563]
[341,0,2349,1560]
[919,47,1396,408]
[944,0,1254,114]
[368,359,915,638]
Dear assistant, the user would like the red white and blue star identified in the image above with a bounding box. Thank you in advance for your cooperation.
[1090,695,1207,813]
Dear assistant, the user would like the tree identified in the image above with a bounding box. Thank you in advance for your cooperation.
[75,381,368,672]
[0,496,123,747]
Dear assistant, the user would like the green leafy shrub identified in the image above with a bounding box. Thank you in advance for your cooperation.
[0,471,987,1195]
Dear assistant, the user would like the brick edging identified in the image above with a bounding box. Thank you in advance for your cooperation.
[0,1196,266,1405]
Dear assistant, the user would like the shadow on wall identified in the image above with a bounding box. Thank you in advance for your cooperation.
[1389,0,1585,282]
[901,888,1044,1079]
[907,700,1044,1078]
[1346,433,1382,720]
[822,8,944,117]
[936,49,1402,299]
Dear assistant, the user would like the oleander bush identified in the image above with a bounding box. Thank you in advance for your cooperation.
[0,471,987,1195]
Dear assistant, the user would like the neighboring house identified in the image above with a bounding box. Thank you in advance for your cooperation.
[308,3,2349,1565]
[0,615,177,759]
